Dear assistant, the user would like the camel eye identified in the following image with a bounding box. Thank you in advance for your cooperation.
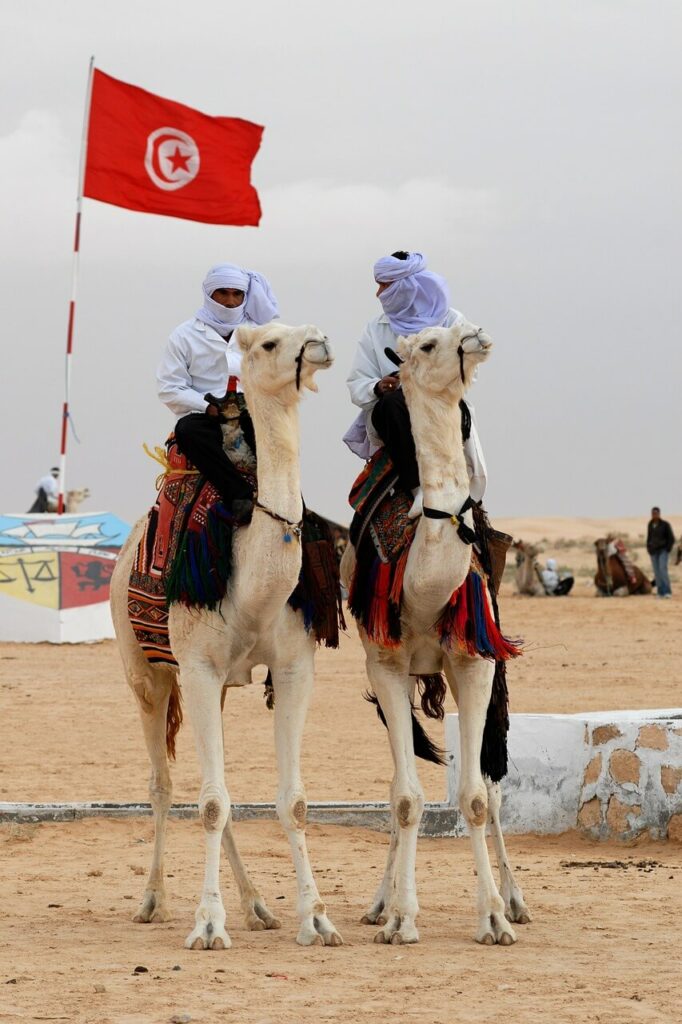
[262,340,278,352]
[420,342,435,353]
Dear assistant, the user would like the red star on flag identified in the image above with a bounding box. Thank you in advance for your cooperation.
[167,146,191,173]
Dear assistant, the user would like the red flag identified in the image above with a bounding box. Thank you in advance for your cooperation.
[83,70,263,225]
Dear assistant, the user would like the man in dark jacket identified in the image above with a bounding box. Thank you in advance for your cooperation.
[646,507,675,598]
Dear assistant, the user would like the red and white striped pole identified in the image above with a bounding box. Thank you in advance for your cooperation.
[57,56,95,514]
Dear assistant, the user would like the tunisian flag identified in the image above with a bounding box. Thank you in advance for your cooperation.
[83,70,263,225]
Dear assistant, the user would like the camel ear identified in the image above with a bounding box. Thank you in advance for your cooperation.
[235,325,257,352]
[396,335,410,361]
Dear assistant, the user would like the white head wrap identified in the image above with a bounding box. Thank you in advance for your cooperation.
[196,263,279,336]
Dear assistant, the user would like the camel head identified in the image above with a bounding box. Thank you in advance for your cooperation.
[236,323,333,399]
[396,319,492,396]
[65,487,90,513]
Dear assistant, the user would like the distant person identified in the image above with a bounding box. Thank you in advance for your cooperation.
[28,467,59,513]
[540,557,574,596]
[156,263,279,517]
[646,506,675,598]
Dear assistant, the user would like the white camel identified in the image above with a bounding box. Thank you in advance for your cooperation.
[110,323,343,950]
[341,320,530,946]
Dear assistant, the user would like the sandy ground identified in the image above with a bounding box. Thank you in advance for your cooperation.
[1,517,680,1022]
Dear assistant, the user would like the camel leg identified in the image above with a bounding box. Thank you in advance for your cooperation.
[447,653,516,946]
[221,815,282,931]
[129,671,174,924]
[368,650,423,945]
[486,781,532,924]
[361,820,397,926]
[181,666,232,951]
[360,671,418,927]
[271,644,343,947]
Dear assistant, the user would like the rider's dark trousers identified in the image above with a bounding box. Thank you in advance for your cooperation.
[174,412,253,505]
[370,388,420,492]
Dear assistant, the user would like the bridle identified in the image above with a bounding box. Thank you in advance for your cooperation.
[295,336,328,391]
[457,327,487,385]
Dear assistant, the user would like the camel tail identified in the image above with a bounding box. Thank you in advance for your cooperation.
[364,691,447,767]
[166,678,183,761]
[480,660,509,783]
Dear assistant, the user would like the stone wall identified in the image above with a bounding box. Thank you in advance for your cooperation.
[445,709,682,840]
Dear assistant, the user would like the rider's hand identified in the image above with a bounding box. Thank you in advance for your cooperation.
[374,375,400,396]
[206,404,220,417]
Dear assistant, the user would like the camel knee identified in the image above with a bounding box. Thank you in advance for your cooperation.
[277,791,307,831]
[394,792,424,829]
[198,785,230,833]
[149,769,172,810]
[460,786,488,828]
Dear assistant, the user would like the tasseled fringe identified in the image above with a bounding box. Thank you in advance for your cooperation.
[480,660,510,782]
[263,670,275,710]
[437,570,521,662]
[416,673,447,720]
[166,501,235,609]
[287,514,346,647]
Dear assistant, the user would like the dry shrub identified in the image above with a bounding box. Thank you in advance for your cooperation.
[2,822,40,843]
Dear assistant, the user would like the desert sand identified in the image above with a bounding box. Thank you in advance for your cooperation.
[1,517,680,1023]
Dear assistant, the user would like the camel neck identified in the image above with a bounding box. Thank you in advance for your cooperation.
[247,389,303,524]
[406,386,469,515]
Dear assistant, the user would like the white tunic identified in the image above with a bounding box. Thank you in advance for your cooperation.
[35,474,58,499]
[345,309,488,501]
[157,318,244,419]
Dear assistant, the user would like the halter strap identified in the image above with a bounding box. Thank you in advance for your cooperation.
[423,495,477,545]
[254,499,303,542]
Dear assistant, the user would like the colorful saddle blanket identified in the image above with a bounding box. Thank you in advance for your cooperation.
[127,434,344,666]
[347,449,520,659]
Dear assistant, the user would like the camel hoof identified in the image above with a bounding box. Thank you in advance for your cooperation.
[360,914,374,925]
[516,912,532,925]
[374,930,388,944]
[499,932,514,947]
[478,933,495,946]
[248,918,266,931]
[390,932,404,945]
[211,936,226,950]
[245,899,282,932]
[376,914,387,926]
[327,932,343,947]
[190,937,204,950]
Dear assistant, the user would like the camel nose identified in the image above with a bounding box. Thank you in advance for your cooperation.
[305,337,334,366]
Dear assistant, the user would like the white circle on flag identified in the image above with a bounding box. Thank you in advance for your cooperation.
[144,127,200,191]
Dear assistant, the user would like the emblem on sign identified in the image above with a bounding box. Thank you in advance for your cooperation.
[144,127,200,191]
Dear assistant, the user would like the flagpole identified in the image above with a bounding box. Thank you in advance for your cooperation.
[57,56,95,515]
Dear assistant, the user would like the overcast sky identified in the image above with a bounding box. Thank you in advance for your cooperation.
[1,0,680,525]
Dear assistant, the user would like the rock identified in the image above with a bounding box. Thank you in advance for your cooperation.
[592,725,622,746]
[133,965,149,974]
[583,753,602,785]
[668,814,682,842]
[606,796,642,835]
[577,797,601,830]
[636,724,668,751]
[609,749,641,785]
[94,984,106,993]
[660,765,682,795]
[170,1014,192,1024]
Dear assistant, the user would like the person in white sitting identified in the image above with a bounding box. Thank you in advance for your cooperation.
[156,263,279,517]
[541,557,574,596]
[344,250,487,518]
[28,467,59,513]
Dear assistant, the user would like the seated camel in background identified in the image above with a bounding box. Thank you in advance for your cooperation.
[110,323,343,951]
[512,539,545,596]
[594,536,651,595]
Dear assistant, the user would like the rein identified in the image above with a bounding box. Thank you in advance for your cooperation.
[254,499,303,543]
[423,495,477,545]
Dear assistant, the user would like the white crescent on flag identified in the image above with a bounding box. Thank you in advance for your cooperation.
[144,127,200,191]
